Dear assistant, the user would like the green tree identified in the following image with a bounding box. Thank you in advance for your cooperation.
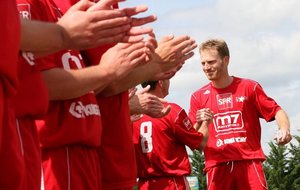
[264,142,289,190]
[190,150,206,189]
[286,135,300,189]
[264,134,300,190]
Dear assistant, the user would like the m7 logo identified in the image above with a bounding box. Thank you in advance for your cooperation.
[213,111,244,134]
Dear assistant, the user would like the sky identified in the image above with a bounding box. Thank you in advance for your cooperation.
[121,0,300,154]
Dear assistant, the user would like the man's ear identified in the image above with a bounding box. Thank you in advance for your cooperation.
[224,56,230,65]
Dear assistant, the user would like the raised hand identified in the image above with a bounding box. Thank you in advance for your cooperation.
[151,35,197,80]
[196,108,214,124]
[274,129,292,145]
[87,0,157,43]
[98,42,149,80]
[57,0,135,49]
[129,86,171,118]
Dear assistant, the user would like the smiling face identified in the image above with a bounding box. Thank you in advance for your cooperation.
[200,48,229,82]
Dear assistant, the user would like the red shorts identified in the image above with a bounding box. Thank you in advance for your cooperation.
[138,176,190,190]
[41,145,101,190]
[0,100,26,190]
[206,160,268,190]
[17,117,41,190]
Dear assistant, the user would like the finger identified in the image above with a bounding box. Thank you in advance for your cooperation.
[131,114,143,122]
[168,35,191,46]
[125,42,146,53]
[113,41,144,52]
[90,9,128,21]
[92,14,131,29]
[161,72,176,80]
[181,42,197,55]
[149,32,156,40]
[145,38,156,53]
[90,32,128,47]
[159,35,175,43]
[127,27,153,36]
[180,51,195,62]
[129,53,147,67]
[87,0,125,12]
[162,105,171,116]
[131,15,157,27]
[68,0,94,12]
[122,35,144,43]
[128,88,137,98]
[174,38,195,53]
[122,5,148,17]
[146,33,158,49]
[139,85,150,94]
[93,24,131,40]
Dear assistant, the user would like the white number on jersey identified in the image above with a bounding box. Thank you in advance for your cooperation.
[61,51,83,70]
[140,121,153,153]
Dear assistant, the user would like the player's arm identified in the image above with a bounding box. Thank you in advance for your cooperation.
[196,121,209,151]
[274,109,292,145]
[20,0,155,55]
[43,42,148,100]
[21,19,67,55]
[99,35,197,96]
[194,108,214,151]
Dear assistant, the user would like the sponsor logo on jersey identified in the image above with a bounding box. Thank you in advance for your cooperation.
[17,4,31,20]
[216,139,223,147]
[213,111,245,135]
[236,96,247,103]
[216,137,247,147]
[216,93,233,110]
[69,101,100,118]
[183,117,192,130]
[203,90,210,95]
[62,52,83,70]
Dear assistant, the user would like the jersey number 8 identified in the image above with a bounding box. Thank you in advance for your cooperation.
[140,121,153,153]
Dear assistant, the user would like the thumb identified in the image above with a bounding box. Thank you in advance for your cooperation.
[68,0,94,12]
[138,85,150,94]
[128,87,137,99]
[161,105,171,116]
[158,98,167,103]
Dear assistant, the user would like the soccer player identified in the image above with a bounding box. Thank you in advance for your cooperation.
[189,38,292,190]
[49,2,197,190]
[0,1,24,189]
[16,0,155,189]
[132,80,211,190]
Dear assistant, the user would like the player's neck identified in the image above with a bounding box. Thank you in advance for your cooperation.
[212,75,233,89]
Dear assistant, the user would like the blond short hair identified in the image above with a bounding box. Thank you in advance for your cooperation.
[199,39,230,58]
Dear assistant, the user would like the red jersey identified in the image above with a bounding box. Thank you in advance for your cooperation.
[12,54,48,118]
[97,92,137,189]
[18,0,102,147]
[133,102,203,178]
[0,0,20,97]
[189,77,281,170]
[52,1,136,188]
